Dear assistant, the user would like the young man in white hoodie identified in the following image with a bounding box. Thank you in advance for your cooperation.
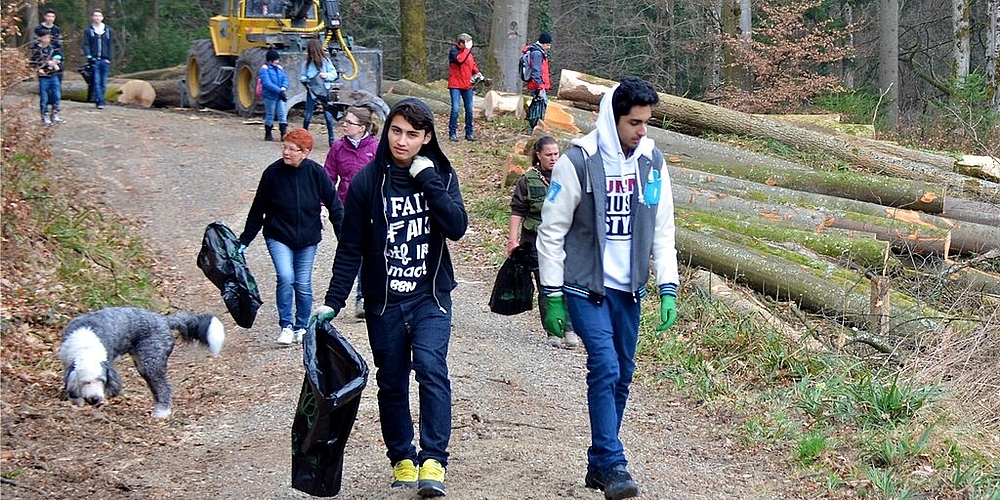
[536,76,679,500]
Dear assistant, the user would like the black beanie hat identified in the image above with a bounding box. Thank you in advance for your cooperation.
[266,49,280,63]
[538,32,552,44]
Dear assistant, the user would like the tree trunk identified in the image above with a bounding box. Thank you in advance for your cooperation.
[878,0,899,129]
[988,0,1000,110]
[672,183,954,256]
[399,0,427,84]
[677,206,893,271]
[482,90,525,120]
[488,0,528,93]
[667,165,1000,256]
[556,70,1000,197]
[384,78,452,104]
[381,92,450,115]
[675,227,966,340]
[22,0,39,46]
[682,162,946,214]
[952,0,971,81]
[688,269,826,351]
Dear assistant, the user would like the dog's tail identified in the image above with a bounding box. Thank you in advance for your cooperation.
[166,313,226,357]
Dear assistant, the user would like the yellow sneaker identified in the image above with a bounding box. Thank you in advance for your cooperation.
[417,458,446,497]
[391,459,418,489]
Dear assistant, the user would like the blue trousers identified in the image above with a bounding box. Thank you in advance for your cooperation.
[566,288,641,473]
[263,98,288,128]
[303,93,334,146]
[365,293,452,467]
[264,238,317,330]
[448,88,474,137]
[39,76,61,115]
[92,59,109,106]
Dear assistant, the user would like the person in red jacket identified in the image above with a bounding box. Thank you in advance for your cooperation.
[523,32,552,131]
[447,33,483,142]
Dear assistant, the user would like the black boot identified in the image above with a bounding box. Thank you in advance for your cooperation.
[264,125,274,141]
[279,123,288,140]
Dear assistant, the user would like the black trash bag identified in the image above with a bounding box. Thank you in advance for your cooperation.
[489,244,535,315]
[291,320,369,497]
[196,221,263,328]
[78,62,93,85]
[527,93,548,130]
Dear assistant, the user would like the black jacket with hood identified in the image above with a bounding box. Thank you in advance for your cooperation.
[322,98,468,316]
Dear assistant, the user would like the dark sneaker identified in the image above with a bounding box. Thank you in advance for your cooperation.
[448,133,459,142]
[391,459,418,489]
[585,464,640,500]
[465,134,477,141]
[417,458,446,497]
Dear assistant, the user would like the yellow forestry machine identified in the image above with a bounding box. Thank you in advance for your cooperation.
[183,0,386,118]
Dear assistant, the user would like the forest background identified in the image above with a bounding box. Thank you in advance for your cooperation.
[7,0,1000,154]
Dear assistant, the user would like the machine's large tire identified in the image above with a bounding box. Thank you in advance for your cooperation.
[233,48,268,118]
[186,39,234,110]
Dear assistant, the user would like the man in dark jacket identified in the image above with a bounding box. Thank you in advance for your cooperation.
[82,9,113,109]
[447,33,483,142]
[31,29,64,125]
[312,98,467,498]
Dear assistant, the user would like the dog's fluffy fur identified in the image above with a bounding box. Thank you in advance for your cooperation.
[58,307,225,418]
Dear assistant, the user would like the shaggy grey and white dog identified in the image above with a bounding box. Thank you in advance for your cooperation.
[58,307,225,418]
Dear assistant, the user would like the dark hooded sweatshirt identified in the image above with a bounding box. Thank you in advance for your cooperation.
[239,157,343,248]
[322,98,468,316]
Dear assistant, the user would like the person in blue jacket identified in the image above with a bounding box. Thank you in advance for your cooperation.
[311,98,467,498]
[260,49,290,141]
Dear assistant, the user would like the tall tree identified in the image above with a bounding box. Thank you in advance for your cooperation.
[878,0,900,129]
[21,0,37,45]
[489,0,529,93]
[400,0,427,84]
[952,0,971,80]
[989,0,1000,109]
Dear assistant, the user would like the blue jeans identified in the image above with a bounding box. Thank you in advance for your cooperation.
[566,288,641,472]
[39,76,61,115]
[263,98,288,128]
[92,58,109,106]
[448,88,474,137]
[303,93,334,146]
[366,293,452,467]
[264,238,317,330]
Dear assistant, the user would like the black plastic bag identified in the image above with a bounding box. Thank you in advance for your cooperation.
[196,221,263,328]
[291,320,369,497]
[78,62,93,85]
[489,245,535,315]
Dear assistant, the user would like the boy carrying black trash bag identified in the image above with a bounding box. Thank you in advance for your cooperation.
[311,97,467,498]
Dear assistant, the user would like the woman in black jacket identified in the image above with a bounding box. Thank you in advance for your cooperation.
[240,128,343,345]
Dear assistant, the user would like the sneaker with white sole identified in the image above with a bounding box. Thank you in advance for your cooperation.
[51,113,66,124]
[42,115,52,126]
[391,459,418,489]
[276,326,295,345]
[417,458,446,497]
[547,334,562,347]
[354,298,365,319]
[294,328,306,344]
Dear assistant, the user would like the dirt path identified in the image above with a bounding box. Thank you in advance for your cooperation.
[7,98,802,499]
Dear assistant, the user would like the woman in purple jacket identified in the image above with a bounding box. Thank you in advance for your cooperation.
[324,105,379,317]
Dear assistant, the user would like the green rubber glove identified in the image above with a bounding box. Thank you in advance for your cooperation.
[543,295,567,338]
[656,295,677,331]
[309,305,338,326]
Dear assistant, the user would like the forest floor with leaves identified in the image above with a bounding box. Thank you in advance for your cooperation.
[1,95,840,499]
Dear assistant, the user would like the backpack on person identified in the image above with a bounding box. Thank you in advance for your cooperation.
[255,77,263,99]
[518,49,532,83]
